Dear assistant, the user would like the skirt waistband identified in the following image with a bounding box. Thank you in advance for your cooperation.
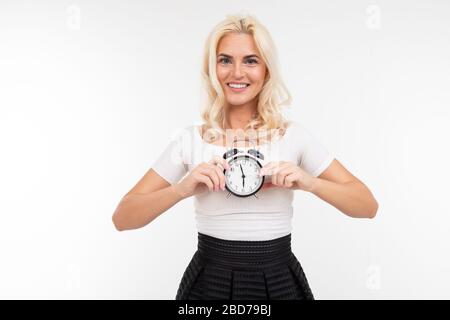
[196,232,293,269]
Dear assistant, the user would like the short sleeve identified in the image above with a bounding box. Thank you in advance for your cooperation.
[150,127,190,185]
[295,122,335,177]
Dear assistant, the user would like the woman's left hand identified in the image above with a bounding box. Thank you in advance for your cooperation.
[259,161,317,192]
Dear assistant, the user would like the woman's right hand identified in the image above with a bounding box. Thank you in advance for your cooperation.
[175,156,230,198]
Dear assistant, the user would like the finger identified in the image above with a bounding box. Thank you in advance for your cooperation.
[208,155,230,170]
[276,166,297,186]
[266,163,291,184]
[259,161,276,175]
[199,167,219,191]
[205,166,221,191]
[196,173,214,192]
[284,172,299,188]
[209,164,224,191]
[263,162,290,184]
[212,163,226,190]
[260,161,285,176]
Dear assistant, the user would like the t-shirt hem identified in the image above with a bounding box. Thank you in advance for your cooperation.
[311,154,335,177]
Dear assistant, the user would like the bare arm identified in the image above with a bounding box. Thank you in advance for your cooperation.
[112,184,185,231]
[310,178,378,218]
[112,157,229,231]
[309,159,378,218]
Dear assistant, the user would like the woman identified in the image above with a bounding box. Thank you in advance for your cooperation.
[112,14,378,300]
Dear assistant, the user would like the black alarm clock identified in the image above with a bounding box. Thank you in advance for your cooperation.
[222,138,266,198]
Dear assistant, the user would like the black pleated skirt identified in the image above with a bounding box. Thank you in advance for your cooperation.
[175,232,314,300]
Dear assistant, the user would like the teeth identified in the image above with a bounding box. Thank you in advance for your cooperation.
[228,83,249,89]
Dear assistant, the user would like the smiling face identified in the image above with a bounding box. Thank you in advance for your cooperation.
[216,33,268,108]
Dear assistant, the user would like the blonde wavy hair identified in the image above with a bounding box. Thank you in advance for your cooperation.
[199,13,293,145]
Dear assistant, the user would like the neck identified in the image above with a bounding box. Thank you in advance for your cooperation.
[223,102,258,131]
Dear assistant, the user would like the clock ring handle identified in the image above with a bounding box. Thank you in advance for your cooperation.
[222,137,264,160]
[230,136,257,150]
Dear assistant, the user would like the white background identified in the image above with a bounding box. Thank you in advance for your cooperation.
[1,0,449,299]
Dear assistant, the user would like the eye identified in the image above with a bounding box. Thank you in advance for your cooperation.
[218,57,231,64]
[218,58,259,65]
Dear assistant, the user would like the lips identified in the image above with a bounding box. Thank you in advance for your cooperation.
[227,82,250,86]
[226,82,250,92]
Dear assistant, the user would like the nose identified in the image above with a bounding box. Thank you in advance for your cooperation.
[232,62,245,79]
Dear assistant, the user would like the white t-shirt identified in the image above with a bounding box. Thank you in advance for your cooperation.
[151,120,334,241]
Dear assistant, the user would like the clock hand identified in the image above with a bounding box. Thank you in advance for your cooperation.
[239,164,246,179]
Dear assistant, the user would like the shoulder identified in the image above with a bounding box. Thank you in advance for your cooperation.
[162,125,197,152]
[266,120,295,140]
[170,124,196,140]
[285,120,307,137]
[286,119,307,131]
[284,120,322,145]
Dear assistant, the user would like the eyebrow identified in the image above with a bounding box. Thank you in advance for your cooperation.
[217,53,260,59]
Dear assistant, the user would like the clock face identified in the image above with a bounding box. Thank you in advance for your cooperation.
[224,155,264,197]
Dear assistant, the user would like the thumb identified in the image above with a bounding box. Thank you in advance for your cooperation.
[261,182,276,189]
